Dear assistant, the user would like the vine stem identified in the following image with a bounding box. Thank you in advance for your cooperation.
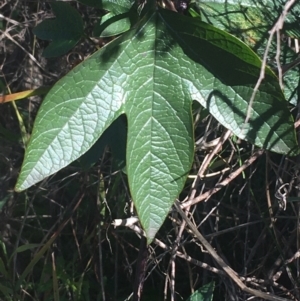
[245,0,297,125]
[174,201,291,301]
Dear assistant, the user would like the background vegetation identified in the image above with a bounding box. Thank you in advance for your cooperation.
[1,0,300,300]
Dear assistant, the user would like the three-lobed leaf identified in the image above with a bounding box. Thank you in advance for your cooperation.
[16,8,298,242]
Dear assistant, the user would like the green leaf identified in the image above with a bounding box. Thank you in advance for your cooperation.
[78,0,134,12]
[16,8,297,242]
[282,2,300,38]
[0,257,8,279]
[14,243,41,254]
[101,0,135,13]
[33,2,84,58]
[188,7,202,19]
[0,195,11,211]
[160,9,297,154]
[8,244,41,264]
[198,0,300,105]
[93,12,131,37]
[77,0,103,8]
[186,282,215,301]
[0,283,13,298]
[197,0,270,48]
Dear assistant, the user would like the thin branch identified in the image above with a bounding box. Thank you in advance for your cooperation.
[182,149,264,208]
[174,201,292,301]
[245,0,297,124]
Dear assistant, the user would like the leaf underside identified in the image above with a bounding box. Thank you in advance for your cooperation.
[16,8,297,242]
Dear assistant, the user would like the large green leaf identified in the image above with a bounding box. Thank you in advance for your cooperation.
[161,10,296,154]
[197,0,300,103]
[16,8,297,242]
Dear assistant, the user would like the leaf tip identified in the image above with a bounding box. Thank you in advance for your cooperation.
[14,179,27,192]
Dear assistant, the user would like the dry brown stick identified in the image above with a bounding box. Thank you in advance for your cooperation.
[0,13,29,27]
[165,126,221,293]
[0,29,56,77]
[133,237,148,301]
[122,223,226,276]
[197,129,232,179]
[182,149,264,208]
[245,0,297,124]
[168,210,186,301]
[174,201,291,301]
[119,221,294,298]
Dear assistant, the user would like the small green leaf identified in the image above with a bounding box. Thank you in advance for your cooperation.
[283,2,300,38]
[188,7,202,19]
[101,0,135,13]
[33,2,84,57]
[9,244,41,263]
[0,195,11,211]
[0,257,8,279]
[0,283,13,298]
[14,243,41,253]
[93,12,131,37]
[186,282,215,301]
[41,38,80,58]
[8,244,40,262]
[78,0,135,12]
[77,0,103,8]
